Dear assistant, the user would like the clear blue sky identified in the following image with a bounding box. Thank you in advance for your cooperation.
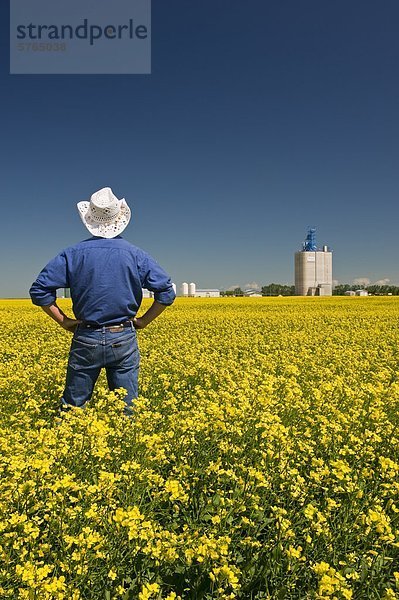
[1,0,398,296]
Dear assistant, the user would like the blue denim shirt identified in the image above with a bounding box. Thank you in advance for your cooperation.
[29,236,176,326]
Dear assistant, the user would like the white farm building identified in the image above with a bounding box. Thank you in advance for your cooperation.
[194,289,220,298]
[180,282,220,297]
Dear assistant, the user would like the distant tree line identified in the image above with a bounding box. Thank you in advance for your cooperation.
[261,284,296,296]
[221,288,244,297]
[221,284,295,297]
[333,284,399,296]
[220,284,399,297]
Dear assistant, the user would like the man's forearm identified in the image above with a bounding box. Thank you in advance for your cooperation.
[134,300,168,328]
[41,302,69,325]
[40,302,81,332]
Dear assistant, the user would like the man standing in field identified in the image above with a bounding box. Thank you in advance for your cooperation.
[29,187,176,414]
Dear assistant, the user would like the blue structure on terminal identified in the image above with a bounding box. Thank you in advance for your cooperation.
[302,227,317,251]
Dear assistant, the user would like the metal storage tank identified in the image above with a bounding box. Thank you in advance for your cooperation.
[142,289,154,299]
[172,283,176,295]
[181,282,188,296]
[189,282,196,297]
[57,288,71,299]
[294,228,333,296]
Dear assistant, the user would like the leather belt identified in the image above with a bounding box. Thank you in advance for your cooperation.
[82,320,133,330]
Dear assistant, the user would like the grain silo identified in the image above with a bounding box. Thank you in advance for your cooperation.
[189,282,196,297]
[294,228,333,296]
[181,282,189,297]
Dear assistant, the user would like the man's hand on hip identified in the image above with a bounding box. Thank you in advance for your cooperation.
[61,317,82,333]
[133,317,147,330]
[40,303,81,333]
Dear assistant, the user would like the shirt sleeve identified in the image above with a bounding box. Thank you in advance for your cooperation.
[29,252,69,306]
[138,252,176,306]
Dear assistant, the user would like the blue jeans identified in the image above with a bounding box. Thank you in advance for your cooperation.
[61,322,140,413]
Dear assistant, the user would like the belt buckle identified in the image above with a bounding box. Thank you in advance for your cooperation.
[108,323,125,333]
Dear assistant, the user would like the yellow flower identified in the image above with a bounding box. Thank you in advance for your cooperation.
[286,545,303,560]
[383,590,397,600]
[138,582,160,600]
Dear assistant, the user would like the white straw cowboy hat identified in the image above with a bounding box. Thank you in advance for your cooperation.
[77,187,131,238]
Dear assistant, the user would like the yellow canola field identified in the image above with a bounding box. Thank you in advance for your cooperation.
[1,297,399,600]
